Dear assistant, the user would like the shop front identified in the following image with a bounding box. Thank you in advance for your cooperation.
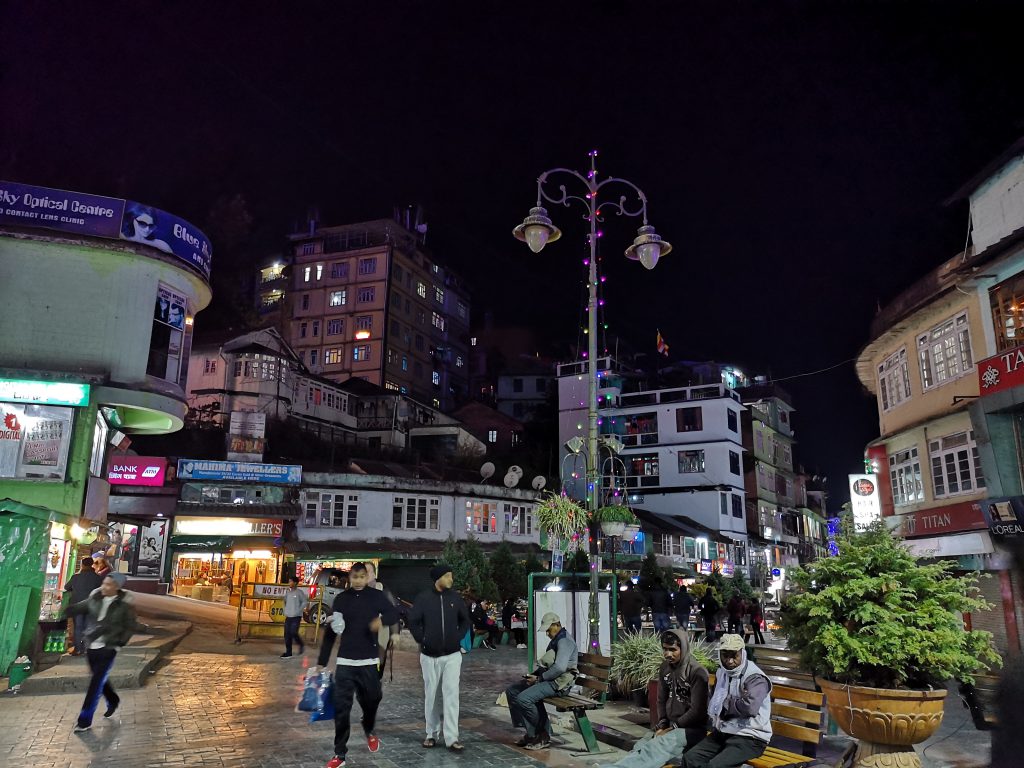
[168,515,285,603]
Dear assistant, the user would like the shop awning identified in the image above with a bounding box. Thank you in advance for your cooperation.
[0,498,66,523]
[904,531,994,559]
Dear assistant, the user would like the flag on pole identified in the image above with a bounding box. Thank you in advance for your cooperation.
[656,329,669,357]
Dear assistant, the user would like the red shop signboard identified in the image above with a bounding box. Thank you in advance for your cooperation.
[895,500,988,538]
[978,345,1024,396]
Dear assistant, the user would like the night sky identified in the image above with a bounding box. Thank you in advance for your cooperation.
[3,3,1024,508]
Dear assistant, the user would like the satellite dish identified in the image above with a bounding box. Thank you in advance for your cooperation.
[503,471,518,488]
[508,465,523,479]
[531,476,546,490]
[480,462,495,480]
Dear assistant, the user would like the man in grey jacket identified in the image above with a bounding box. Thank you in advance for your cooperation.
[682,633,772,768]
[281,576,309,658]
[504,611,578,750]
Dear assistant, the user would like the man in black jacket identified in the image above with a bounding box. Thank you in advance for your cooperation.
[64,573,139,732]
[64,556,103,655]
[407,563,471,752]
[318,562,399,768]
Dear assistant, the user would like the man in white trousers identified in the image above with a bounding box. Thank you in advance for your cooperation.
[406,563,472,752]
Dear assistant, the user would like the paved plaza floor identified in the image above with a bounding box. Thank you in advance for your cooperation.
[0,638,612,768]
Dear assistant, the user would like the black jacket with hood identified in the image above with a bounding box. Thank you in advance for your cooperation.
[407,586,471,657]
[656,628,710,732]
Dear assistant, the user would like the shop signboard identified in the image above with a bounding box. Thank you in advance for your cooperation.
[0,181,212,279]
[177,459,301,484]
[0,378,90,407]
[697,559,713,575]
[0,402,75,480]
[173,516,284,537]
[978,344,1024,397]
[849,474,881,530]
[981,496,1024,537]
[713,558,735,576]
[894,500,988,538]
[107,456,168,486]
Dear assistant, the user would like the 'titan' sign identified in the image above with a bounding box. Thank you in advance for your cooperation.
[978,344,1024,396]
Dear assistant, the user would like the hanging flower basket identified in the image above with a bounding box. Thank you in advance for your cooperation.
[536,492,589,550]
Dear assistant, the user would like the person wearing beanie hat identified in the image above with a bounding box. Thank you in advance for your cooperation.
[682,634,772,768]
[63,573,141,733]
[407,563,471,752]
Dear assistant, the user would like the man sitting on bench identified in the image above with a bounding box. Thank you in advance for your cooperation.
[683,634,772,768]
[608,629,710,768]
[503,612,578,751]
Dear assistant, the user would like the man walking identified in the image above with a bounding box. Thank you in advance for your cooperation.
[673,585,694,630]
[64,557,103,655]
[64,573,139,732]
[504,612,578,750]
[317,562,398,768]
[281,576,308,658]
[407,564,471,752]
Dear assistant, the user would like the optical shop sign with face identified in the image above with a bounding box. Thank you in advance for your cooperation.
[0,181,212,279]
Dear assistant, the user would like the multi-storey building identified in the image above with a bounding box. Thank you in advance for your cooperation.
[0,182,212,672]
[556,357,749,576]
[854,138,1024,653]
[286,218,470,412]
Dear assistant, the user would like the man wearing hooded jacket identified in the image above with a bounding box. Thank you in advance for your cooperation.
[682,633,772,768]
[607,629,709,768]
[407,563,472,752]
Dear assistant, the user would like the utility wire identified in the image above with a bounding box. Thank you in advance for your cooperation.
[766,357,858,384]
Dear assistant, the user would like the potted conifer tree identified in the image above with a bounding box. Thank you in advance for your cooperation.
[780,519,1001,768]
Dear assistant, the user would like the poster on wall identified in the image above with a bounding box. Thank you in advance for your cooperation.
[227,411,266,462]
[137,520,167,576]
[0,402,74,480]
[148,283,188,382]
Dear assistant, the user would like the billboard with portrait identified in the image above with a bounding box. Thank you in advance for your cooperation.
[0,181,211,279]
[0,402,75,480]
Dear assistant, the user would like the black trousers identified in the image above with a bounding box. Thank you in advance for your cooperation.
[333,664,382,757]
[682,730,767,768]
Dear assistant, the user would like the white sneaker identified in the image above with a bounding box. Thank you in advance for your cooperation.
[516,644,527,649]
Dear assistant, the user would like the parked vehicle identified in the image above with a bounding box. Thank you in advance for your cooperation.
[303,568,345,625]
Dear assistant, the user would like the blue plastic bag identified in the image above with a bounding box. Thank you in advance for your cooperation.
[310,672,335,723]
[297,670,320,712]
[460,630,472,653]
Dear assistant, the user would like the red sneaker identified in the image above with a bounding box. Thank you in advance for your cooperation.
[367,734,381,753]
[325,756,346,768]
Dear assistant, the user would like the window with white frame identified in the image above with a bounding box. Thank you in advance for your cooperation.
[729,450,741,475]
[466,500,498,533]
[416,281,427,298]
[878,347,911,411]
[204,359,217,374]
[358,257,377,275]
[329,290,347,307]
[302,492,358,527]
[327,319,344,335]
[720,492,729,515]
[503,503,533,535]
[355,315,372,331]
[392,496,440,530]
[889,446,924,506]
[302,243,315,256]
[678,449,705,473]
[434,286,444,304]
[929,431,985,497]
[316,264,323,280]
[303,266,311,282]
[731,494,743,518]
[487,429,498,443]
[301,294,310,310]
[918,312,973,390]
[357,287,375,303]
[353,345,370,361]
[324,348,343,365]
[431,311,445,330]
[330,262,348,279]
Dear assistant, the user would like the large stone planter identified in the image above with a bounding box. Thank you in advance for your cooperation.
[818,679,947,768]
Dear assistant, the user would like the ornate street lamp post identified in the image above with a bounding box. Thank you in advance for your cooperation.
[514,151,671,652]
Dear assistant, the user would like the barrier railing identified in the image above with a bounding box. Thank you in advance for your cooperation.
[233,581,323,644]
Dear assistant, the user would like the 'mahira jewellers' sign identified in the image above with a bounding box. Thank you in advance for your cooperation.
[0,181,212,279]
[177,459,302,484]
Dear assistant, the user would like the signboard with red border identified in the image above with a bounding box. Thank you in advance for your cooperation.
[978,345,1024,397]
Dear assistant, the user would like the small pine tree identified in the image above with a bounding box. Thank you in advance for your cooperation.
[490,541,527,601]
[440,534,497,600]
[638,551,663,589]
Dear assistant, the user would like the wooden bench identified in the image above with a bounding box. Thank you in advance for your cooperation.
[746,684,825,768]
[542,652,612,753]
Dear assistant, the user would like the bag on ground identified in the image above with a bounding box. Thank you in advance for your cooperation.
[309,672,335,723]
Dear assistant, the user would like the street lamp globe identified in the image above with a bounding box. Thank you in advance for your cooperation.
[625,225,673,270]
[513,206,562,253]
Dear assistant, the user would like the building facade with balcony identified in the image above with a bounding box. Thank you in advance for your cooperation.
[286,217,470,412]
[855,140,1024,653]
[556,357,748,577]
